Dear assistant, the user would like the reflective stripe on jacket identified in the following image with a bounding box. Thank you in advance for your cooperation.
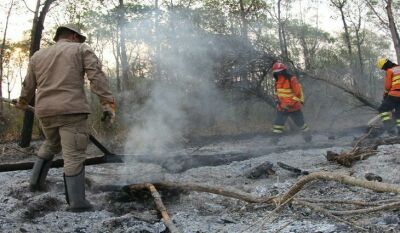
[275,75,304,112]
[385,66,400,97]
[19,39,114,118]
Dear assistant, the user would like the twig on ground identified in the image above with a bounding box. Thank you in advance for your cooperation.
[327,201,400,216]
[127,183,181,233]
[351,127,373,152]
[296,198,381,206]
[277,172,400,204]
[294,200,368,232]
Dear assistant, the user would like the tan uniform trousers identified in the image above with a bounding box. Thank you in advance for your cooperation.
[37,114,89,176]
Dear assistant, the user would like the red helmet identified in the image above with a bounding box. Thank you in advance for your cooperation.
[272,62,287,73]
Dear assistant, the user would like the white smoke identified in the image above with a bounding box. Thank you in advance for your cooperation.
[123,12,232,156]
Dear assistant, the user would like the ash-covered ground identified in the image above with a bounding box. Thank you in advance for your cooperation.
[1,131,400,233]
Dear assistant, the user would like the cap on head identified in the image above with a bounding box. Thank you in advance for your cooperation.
[376,57,388,69]
[53,24,86,42]
[272,62,287,73]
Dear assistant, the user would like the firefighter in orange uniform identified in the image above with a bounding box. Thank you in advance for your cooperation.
[270,62,311,143]
[376,57,400,135]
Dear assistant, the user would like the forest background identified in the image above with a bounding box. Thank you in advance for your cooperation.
[0,0,399,153]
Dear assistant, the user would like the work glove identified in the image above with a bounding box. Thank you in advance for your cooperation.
[12,98,28,110]
[101,102,116,124]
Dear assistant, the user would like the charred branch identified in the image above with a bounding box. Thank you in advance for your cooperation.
[128,183,181,233]
[327,135,400,167]
[0,154,123,172]
[277,162,309,176]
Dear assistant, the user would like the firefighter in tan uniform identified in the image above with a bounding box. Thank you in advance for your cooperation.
[16,24,116,212]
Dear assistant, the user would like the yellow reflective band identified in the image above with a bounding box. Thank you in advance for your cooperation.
[273,125,285,129]
[392,80,400,85]
[292,97,301,102]
[277,93,294,97]
[379,112,390,117]
[301,125,309,131]
[382,117,391,121]
[397,119,400,123]
[273,129,283,133]
[277,88,293,93]
[393,76,400,81]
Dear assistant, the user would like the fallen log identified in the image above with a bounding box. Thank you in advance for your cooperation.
[135,142,342,173]
[0,154,124,172]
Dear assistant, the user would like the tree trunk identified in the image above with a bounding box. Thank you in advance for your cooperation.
[153,0,162,79]
[118,0,131,91]
[239,0,249,40]
[386,0,400,63]
[20,0,56,148]
[111,28,121,92]
[277,0,288,61]
[331,1,352,56]
[339,6,352,56]
[0,0,14,120]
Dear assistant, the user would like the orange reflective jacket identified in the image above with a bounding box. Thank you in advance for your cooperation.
[275,75,304,112]
[385,66,400,97]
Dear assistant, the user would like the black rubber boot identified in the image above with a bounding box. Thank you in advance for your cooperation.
[64,168,93,212]
[29,158,53,191]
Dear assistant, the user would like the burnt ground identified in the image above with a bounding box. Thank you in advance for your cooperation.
[0,130,400,233]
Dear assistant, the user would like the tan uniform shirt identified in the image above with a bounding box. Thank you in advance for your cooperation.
[20,39,114,118]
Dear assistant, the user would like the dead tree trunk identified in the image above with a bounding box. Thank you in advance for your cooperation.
[20,0,56,148]
[385,0,400,63]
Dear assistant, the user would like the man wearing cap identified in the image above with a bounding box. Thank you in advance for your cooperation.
[16,24,116,212]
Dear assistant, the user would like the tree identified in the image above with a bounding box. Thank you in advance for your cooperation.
[0,0,14,121]
[365,0,400,63]
[330,0,352,56]
[20,0,57,148]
